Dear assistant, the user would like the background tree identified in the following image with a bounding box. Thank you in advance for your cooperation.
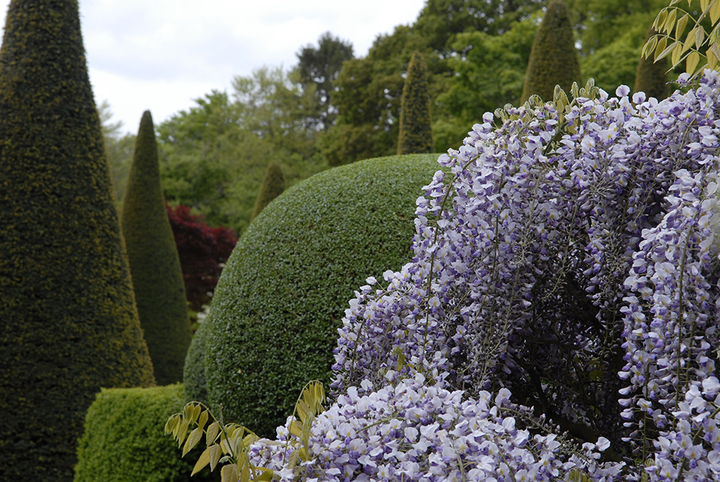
[98,100,135,205]
[251,161,285,221]
[295,32,354,132]
[397,51,434,154]
[121,111,192,385]
[166,204,237,325]
[0,1,155,480]
[521,0,582,102]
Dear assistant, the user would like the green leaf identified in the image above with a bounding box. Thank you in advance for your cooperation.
[183,427,204,457]
[656,36,668,60]
[682,28,696,52]
[209,444,223,471]
[191,447,211,475]
[255,467,275,481]
[664,9,677,35]
[176,419,190,447]
[197,410,209,431]
[676,14,689,38]
[206,421,220,445]
[654,9,668,31]
[656,40,679,61]
[687,51,701,74]
[712,0,720,24]
[221,464,239,482]
[696,27,706,49]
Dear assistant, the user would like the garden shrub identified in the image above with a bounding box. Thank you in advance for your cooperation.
[397,51,433,155]
[521,0,581,103]
[203,154,442,437]
[121,111,192,385]
[74,384,214,482]
[0,1,155,480]
[250,161,285,222]
[184,317,209,405]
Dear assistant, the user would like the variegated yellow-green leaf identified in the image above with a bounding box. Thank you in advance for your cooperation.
[287,448,300,469]
[209,444,223,471]
[164,415,179,435]
[687,51,701,74]
[712,0,720,24]
[206,421,220,445]
[672,41,684,66]
[301,412,314,448]
[676,14,689,38]
[243,433,259,448]
[197,410,209,431]
[221,464,239,482]
[298,446,310,462]
[702,0,710,12]
[191,404,202,424]
[296,399,310,423]
[656,40,679,61]
[683,27,696,52]
[177,419,190,447]
[664,9,677,34]
[240,461,252,482]
[655,36,668,59]
[183,427,204,456]
[654,9,668,30]
[183,404,194,421]
[709,49,718,69]
[696,27,706,49]
[191,447,211,475]
[255,467,275,482]
[642,35,659,59]
[290,420,303,438]
[711,42,720,61]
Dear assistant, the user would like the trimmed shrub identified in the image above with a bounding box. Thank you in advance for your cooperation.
[121,111,192,385]
[183,318,209,405]
[633,26,670,100]
[202,154,442,437]
[397,51,433,154]
[74,384,214,482]
[520,0,581,103]
[250,161,285,222]
[0,1,155,480]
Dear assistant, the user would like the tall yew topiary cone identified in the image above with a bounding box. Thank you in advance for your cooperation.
[521,0,581,103]
[0,1,155,480]
[251,161,286,222]
[634,26,670,100]
[121,111,192,385]
[397,51,433,155]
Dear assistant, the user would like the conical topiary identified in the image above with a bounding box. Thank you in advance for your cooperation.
[521,0,581,103]
[397,51,433,154]
[634,26,670,100]
[251,161,286,222]
[0,1,155,480]
[121,111,192,385]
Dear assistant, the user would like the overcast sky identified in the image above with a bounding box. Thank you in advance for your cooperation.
[0,0,426,134]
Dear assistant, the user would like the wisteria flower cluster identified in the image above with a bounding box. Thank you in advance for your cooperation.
[249,373,622,482]
[310,71,720,480]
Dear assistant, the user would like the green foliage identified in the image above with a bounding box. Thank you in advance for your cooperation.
[184,318,209,405]
[521,0,583,103]
[634,27,671,99]
[98,100,136,205]
[167,382,324,482]
[202,154,442,437]
[74,384,214,482]
[641,0,720,77]
[397,51,434,155]
[158,69,326,234]
[437,16,538,145]
[121,111,192,385]
[295,32,354,132]
[251,161,286,222]
[0,1,155,480]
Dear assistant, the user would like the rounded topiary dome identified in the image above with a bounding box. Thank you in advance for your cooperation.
[201,153,442,437]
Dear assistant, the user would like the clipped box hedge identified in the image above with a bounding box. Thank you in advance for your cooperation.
[74,384,213,482]
[201,153,442,437]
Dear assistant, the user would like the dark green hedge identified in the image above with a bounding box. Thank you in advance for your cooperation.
[74,384,214,482]
[0,1,155,480]
[250,161,285,222]
[397,51,433,155]
[521,0,582,103]
[184,318,209,405]
[203,154,442,437]
[121,111,192,385]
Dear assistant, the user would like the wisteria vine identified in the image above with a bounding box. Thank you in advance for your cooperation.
[238,71,720,481]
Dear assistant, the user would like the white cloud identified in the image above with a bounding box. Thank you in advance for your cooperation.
[0,0,425,133]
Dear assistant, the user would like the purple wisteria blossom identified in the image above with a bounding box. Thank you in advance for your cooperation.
[242,71,720,481]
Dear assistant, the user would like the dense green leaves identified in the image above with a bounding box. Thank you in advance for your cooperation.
[397,51,434,154]
[121,111,192,385]
[0,1,155,480]
[202,154,442,437]
[521,0,582,102]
